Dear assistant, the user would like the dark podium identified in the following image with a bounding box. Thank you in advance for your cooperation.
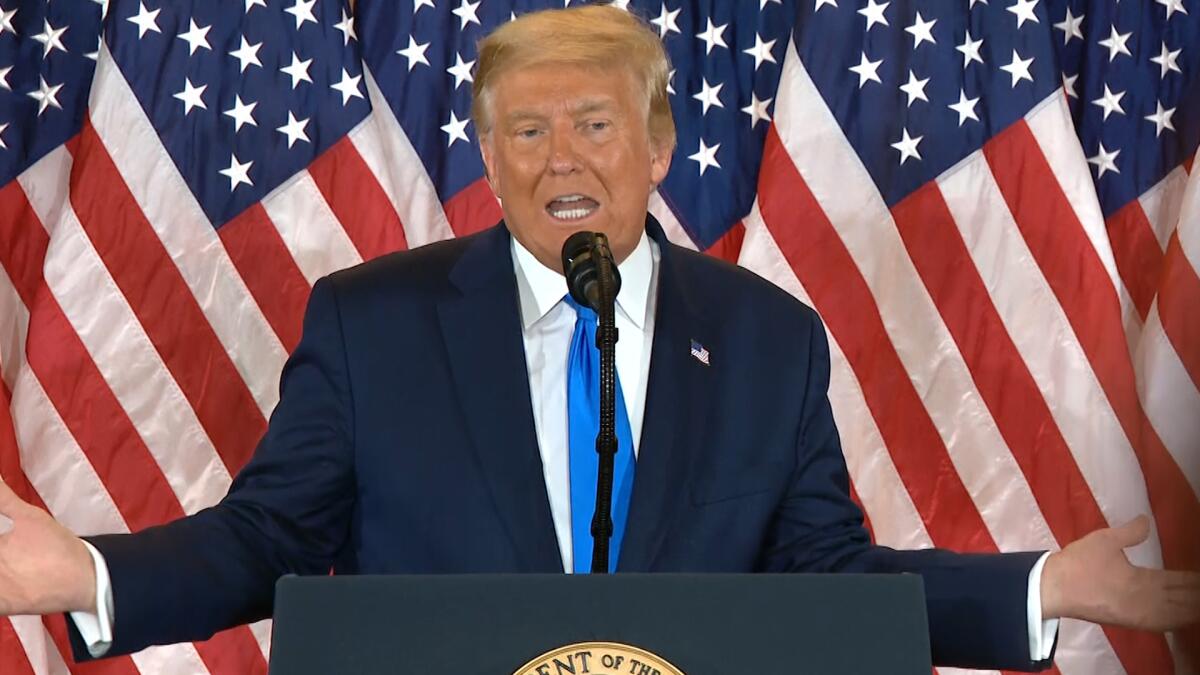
[268,574,931,674]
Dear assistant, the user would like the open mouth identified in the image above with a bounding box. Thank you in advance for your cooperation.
[546,194,600,221]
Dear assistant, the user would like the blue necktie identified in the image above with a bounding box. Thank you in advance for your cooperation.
[565,295,636,574]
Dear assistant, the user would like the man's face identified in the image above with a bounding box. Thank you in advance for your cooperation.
[479,63,672,272]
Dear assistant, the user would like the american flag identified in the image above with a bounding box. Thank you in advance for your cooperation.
[0,0,1196,672]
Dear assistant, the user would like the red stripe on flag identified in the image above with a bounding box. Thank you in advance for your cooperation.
[757,127,994,553]
[704,220,745,264]
[1105,200,1163,322]
[893,183,1173,675]
[443,177,503,237]
[308,137,409,261]
[0,179,182,530]
[220,205,311,354]
[2,176,268,675]
[984,122,1200,573]
[70,119,266,476]
[1157,232,1200,392]
[0,618,36,675]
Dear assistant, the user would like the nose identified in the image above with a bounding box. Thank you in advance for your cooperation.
[546,125,581,176]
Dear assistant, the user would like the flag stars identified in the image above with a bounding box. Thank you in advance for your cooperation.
[693,78,724,115]
[277,111,310,148]
[280,51,313,88]
[414,0,435,14]
[743,34,777,71]
[285,0,318,29]
[334,9,357,45]
[176,19,212,56]
[849,52,883,88]
[1091,84,1125,120]
[28,75,63,116]
[651,3,681,37]
[1000,49,1034,87]
[1053,8,1084,45]
[173,77,207,115]
[741,93,772,129]
[1062,73,1078,99]
[859,0,890,30]
[223,94,257,132]
[905,12,937,49]
[688,139,721,176]
[1145,102,1176,137]
[32,19,69,58]
[447,53,475,89]
[956,30,984,67]
[330,68,364,106]
[397,36,430,71]
[0,65,10,91]
[441,111,471,147]
[0,123,8,150]
[219,153,253,191]
[949,89,980,125]
[1151,42,1182,78]
[1155,0,1187,19]
[1007,0,1039,28]
[0,6,16,38]
[244,0,267,13]
[898,70,930,107]
[452,0,481,29]
[1087,143,1119,177]
[890,128,923,165]
[815,0,838,12]
[1097,26,1132,62]
[229,36,263,73]
[695,18,728,54]
[127,1,161,39]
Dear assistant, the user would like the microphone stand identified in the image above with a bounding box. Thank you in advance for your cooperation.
[590,240,619,574]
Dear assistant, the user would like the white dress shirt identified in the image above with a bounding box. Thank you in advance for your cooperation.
[74,229,1055,661]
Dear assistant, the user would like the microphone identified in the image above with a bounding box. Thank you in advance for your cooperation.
[559,232,621,574]
[561,231,622,311]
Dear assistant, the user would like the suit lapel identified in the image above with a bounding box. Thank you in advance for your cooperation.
[619,220,717,572]
[437,225,563,573]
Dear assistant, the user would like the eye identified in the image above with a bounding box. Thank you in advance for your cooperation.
[516,127,542,139]
[588,121,611,132]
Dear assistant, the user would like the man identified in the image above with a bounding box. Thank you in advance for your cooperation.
[0,4,1195,671]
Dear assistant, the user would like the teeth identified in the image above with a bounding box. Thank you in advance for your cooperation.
[550,207,593,220]
[556,194,585,203]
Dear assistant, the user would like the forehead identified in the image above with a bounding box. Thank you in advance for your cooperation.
[491,63,640,115]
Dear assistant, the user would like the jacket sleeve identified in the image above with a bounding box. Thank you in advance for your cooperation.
[68,277,358,659]
[757,308,1055,671]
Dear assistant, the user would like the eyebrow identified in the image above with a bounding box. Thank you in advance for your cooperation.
[502,97,620,125]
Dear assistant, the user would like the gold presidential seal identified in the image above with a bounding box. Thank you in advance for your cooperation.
[515,641,685,675]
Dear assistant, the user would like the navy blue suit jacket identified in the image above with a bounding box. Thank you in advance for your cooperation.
[74,220,1052,670]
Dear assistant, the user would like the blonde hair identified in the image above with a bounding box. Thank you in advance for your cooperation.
[472,4,676,152]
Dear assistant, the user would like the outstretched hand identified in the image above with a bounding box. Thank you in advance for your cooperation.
[0,477,97,616]
[1041,516,1200,631]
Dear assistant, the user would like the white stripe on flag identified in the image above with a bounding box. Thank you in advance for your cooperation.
[0,261,29,393]
[1136,306,1200,499]
[9,617,66,675]
[774,39,1056,555]
[358,69,455,248]
[1138,167,1187,251]
[650,190,699,250]
[938,144,1163,569]
[17,149,233,513]
[89,45,285,418]
[261,171,363,285]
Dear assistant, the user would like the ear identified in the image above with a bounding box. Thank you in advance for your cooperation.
[479,133,500,195]
[649,138,673,187]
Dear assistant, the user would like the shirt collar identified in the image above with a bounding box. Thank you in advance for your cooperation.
[512,230,654,331]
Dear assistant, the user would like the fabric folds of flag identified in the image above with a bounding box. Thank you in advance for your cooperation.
[0,0,1196,673]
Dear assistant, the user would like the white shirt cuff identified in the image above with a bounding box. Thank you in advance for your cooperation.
[68,541,114,658]
[1027,551,1060,662]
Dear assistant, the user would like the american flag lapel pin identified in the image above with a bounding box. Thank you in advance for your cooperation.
[690,339,710,366]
